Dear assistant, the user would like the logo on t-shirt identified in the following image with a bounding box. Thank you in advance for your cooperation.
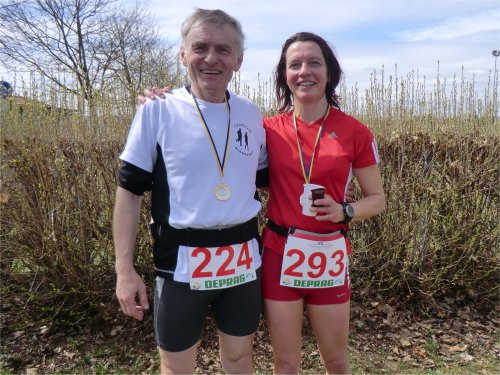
[234,123,254,156]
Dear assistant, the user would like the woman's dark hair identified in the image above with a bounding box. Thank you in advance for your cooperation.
[274,32,342,113]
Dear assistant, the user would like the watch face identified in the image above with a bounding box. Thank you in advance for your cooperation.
[346,204,355,217]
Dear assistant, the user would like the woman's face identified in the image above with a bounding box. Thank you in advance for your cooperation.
[285,41,328,105]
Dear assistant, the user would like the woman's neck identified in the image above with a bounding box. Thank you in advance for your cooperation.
[293,100,329,124]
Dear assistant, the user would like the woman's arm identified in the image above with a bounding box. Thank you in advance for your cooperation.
[312,164,385,223]
[349,164,385,222]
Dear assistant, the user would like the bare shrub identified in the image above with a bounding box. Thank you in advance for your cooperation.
[1,68,498,326]
[351,134,500,305]
[0,137,152,324]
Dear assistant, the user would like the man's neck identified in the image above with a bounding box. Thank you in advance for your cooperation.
[190,85,227,103]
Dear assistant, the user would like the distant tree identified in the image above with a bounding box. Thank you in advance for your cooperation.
[0,0,178,110]
[101,1,179,108]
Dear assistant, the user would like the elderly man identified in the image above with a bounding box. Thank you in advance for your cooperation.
[113,8,268,374]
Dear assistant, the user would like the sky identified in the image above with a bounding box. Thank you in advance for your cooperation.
[1,0,499,97]
[143,0,500,96]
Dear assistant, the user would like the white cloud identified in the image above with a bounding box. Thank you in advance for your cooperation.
[398,9,500,41]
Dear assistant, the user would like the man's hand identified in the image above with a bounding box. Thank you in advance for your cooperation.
[346,181,355,203]
[137,86,172,105]
[116,270,149,321]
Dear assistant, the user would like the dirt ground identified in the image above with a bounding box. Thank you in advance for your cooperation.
[1,296,499,374]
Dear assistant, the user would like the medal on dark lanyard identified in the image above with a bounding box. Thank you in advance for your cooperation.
[292,106,331,184]
[191,91,232,201]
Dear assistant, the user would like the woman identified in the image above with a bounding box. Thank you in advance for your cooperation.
[261,32,385,374]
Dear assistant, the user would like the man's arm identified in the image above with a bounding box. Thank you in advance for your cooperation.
[113,186,149,321]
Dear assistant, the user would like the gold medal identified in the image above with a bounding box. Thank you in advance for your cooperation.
[190,88,232,202]
[215,182,231,201]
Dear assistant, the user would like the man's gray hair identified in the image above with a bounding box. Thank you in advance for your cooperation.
[181,8,245,53]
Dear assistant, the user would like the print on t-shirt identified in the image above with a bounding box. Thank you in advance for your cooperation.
[234,123,253,156]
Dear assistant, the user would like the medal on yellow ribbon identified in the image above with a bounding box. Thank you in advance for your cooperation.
[292,105,331,185]
[190,89,232,201]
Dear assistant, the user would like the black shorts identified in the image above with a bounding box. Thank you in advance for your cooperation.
[154,268,262,352]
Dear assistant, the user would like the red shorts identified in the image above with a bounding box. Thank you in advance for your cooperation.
[262,247,351,305]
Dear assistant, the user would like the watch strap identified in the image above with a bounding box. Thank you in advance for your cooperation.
[340,202,353,224]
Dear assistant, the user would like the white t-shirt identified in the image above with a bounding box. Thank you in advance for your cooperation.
[119,87,268,280]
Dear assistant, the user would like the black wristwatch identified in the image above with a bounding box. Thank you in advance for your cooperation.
[340,202,355,224]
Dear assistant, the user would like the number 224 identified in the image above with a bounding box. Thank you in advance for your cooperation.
[191,242,253,278]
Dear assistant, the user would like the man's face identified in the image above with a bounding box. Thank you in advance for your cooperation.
[180,22,243,102]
